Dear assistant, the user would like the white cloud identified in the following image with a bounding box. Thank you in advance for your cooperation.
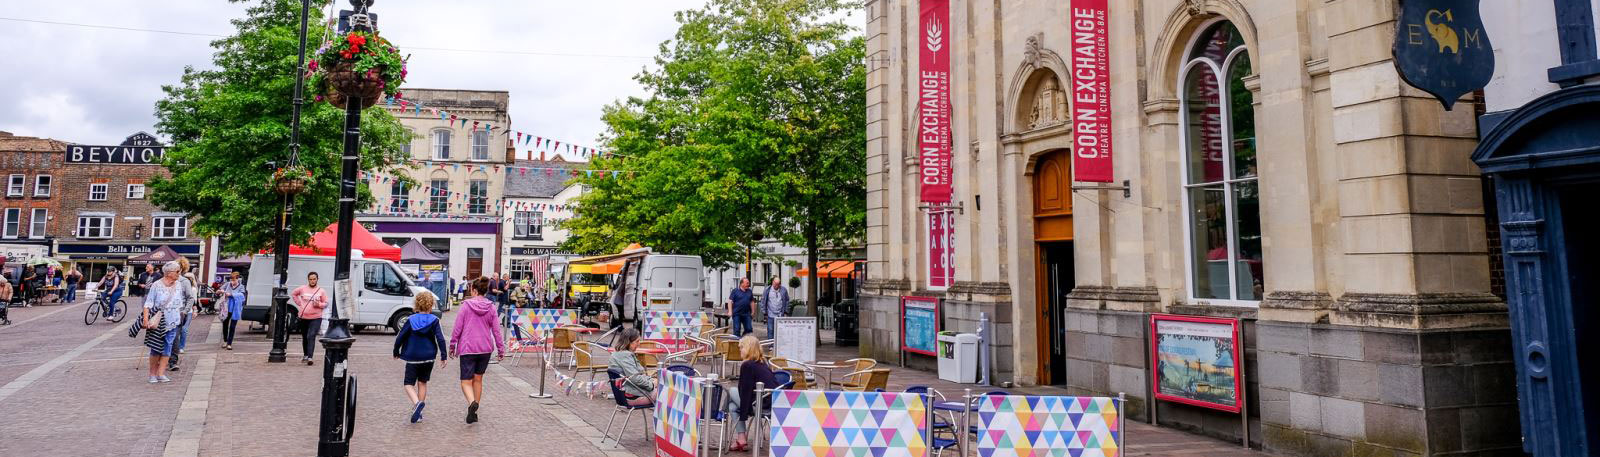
[0,0,709,157]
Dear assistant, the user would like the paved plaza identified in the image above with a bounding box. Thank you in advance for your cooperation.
[0,299,1267,456]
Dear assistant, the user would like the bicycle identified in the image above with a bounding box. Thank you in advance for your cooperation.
[84,293,128,325]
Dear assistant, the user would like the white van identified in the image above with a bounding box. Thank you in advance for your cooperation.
[615,254,705,322]
[242,254,430,332]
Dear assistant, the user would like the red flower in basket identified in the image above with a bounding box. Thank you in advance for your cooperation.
[346,34,367,47]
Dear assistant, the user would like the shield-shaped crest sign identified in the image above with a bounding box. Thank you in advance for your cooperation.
[1392,0,1494,110]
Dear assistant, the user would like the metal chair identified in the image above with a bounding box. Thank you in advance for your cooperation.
[570,341,606,385]
[601,370,654,447]
[505,325,545,367]
[782,367,813,390]
[665,364,698,378]
[549,327,577,367]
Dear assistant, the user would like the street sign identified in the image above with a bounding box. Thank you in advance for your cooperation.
[1392,0,1494,110]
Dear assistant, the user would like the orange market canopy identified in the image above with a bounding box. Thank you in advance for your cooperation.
[798,260,858,278]
[568,243,653,274]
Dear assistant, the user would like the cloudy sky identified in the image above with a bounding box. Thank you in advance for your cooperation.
[0,0,716,160]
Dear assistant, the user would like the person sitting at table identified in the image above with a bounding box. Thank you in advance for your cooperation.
[722,334,780,451]
[607,328,656,406]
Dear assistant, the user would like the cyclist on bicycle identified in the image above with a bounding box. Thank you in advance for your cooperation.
[99,267,124,318]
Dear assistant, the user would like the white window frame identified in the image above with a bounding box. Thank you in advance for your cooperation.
[33,175,51,197]
[389,181,409,213]
[2,208,18,239]
[467,179,488,215]
[76,215,114,239]
[432,129,452,160]
[127,184,146,199]
[429,179,449,213]
[471,130,490,160]
[29,208,47,239]
[152,216,187,240]
[1176,20,1260,307]
[89,183,109,201]
[6,174,22,197]
[401,128,415,156]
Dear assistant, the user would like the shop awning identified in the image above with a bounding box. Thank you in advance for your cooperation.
[797,260,849,277]
[821,261,860,279]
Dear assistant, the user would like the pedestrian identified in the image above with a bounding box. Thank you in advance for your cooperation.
[759,277,790,338]
[219,271,246,350]
[726,278,755,337]
[134,263,156,297]
[99,267,124,317]
[721,334,779,451]
[0,273,12,325]
[293,271,330,365]
[449,276,504,424]
[169,258,198,371]
[63,267,81,303]
[606,328,656,406]
[142,261,185,384]
[394,290,448,423]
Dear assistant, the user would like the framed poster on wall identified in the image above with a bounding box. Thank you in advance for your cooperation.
[1149,314,1243,412]
[901,296,940,356]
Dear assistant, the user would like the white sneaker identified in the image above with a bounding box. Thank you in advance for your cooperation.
[149,377,159,384]
[158,376,172,383]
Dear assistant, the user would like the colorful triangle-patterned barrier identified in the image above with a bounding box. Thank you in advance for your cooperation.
[507,309,579,350]
[973,395,1122,457]
[653,370,703,457]
[641,310,709,344]
[768,390,930,457]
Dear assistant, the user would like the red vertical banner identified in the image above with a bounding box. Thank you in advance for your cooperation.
[917,0,952,203]
[1069,0,1113,182]
[928,210,954,289]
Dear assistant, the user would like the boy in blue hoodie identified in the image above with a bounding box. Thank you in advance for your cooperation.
[394,291,448,423]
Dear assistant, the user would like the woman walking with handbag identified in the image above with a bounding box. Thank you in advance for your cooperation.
[449,276,504,424]
[219,271,246,350]
[142,261,185,383]
[293,272,329,365]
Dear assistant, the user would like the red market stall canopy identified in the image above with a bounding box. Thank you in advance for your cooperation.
[269,223,402,262]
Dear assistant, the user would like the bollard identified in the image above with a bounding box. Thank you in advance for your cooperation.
[1117,392,1127,450]
[978,312,991,387]
[961,388,972,455]
[752,382,765,456]
[923,392,934,456]
[529,348,552,399]
[700,374,716,457]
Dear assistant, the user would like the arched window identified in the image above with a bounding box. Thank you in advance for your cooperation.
[1179,21,1262,303]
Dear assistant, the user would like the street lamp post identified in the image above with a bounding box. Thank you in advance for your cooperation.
[317,1,374,455]
[269,0,315,364]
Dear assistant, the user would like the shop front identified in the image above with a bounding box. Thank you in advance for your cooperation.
[56,241,202,287]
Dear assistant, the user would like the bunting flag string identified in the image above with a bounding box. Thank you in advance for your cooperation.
[379,95,625,162]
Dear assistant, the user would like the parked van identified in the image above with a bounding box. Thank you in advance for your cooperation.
[615,254,705,322]
[242,254,429,332]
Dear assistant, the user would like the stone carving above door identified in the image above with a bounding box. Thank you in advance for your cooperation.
[1026,74,1069,130]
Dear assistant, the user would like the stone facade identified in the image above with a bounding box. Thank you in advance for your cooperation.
[862,0,1519,454]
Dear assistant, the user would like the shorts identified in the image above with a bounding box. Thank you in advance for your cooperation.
[150,330,178,357]
[459,353,491,380]
[404,362,435,385]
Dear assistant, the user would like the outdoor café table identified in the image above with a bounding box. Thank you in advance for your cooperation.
[933,400,967,412]
[799,361,849,389]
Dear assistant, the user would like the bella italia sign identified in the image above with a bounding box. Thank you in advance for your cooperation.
[66,132,167,165]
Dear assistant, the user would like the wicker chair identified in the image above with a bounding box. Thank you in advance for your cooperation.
[550,327,577,367]
[829,358,879,389]
[840,369,890,392]
[571,341,607,384]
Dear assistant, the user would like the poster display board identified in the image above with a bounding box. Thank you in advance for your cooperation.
[972,395,1122,457]
[767,390,929,457]
[653,370,702,457]
[774,317,817,363]
[641,310,709,346]
[900,297,940,356]
[1149,314,1242,412]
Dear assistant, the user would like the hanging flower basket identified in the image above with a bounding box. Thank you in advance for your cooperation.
[273,166,312,195]
[309,30,408,109]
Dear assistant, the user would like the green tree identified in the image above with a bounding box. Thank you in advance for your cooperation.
[150,0,413,255]
[561,0,866,317]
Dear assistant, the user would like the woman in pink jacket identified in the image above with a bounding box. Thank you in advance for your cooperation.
[292,271,329,365]
[450,276,504,424]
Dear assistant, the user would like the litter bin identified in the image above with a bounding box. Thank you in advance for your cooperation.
[833,299,858,346]
[937,332,980,383]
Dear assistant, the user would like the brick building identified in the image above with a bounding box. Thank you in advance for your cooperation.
[51,132,209,284]
[0,131,65,267]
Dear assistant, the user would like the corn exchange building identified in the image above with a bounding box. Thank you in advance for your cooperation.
[862,0,1524,455]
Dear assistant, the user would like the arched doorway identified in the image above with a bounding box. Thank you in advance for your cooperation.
[1033,149,1073,385]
